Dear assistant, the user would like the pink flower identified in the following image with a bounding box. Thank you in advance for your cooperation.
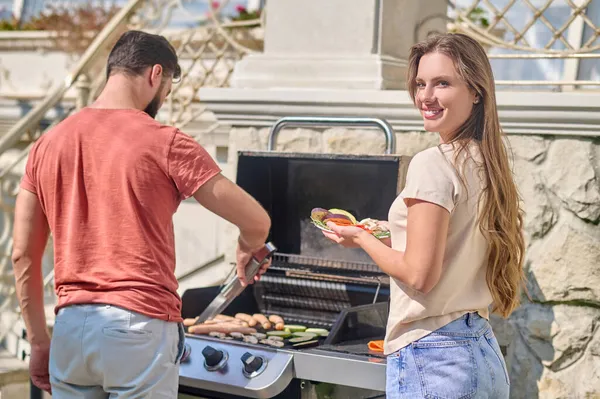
[236,5,247,13]
[211,1,220,9]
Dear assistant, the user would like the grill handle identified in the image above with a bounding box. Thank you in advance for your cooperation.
[267,116,397,155]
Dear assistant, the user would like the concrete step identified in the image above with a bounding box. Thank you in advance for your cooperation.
[0,350,53,399]
[0,349,28,387]
[1,381,31,399]
[0,348,30,399]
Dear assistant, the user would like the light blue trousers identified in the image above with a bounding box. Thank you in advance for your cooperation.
[386,313,510,399]
[49,304,185,398]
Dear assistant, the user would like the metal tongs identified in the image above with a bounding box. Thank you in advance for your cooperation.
[193,242,277,325]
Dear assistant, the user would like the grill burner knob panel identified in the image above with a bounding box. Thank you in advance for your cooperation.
[202,346,228,371]
[241,352,267,378]
[180,335,297,396]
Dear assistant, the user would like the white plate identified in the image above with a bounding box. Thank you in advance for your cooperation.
[311,220,391,238]
[311,220,334,233]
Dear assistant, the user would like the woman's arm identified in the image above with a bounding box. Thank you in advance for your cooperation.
[324,199,450,294]
[324,220,391,248]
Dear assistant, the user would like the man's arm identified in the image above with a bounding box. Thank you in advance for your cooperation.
[12,189,51,346]
[193,174,271,283]
[193,173,270,249]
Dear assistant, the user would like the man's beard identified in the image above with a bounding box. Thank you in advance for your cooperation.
[143,92,161,119]
[143,81,164,119]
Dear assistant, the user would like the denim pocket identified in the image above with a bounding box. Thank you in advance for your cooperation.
[413,339,477,399]
[102,327,153,340]
[484,331,510,385]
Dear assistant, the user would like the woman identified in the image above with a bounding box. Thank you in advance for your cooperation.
[323,33,524,398]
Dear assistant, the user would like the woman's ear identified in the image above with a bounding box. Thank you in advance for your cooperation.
[472,89,481,105]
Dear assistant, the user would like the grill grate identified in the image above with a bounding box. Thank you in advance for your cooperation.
[284,270,387,286]
[254,275,385,305]
[254,254,389,331]
[262,306,339,328]
[256,275,352,301]
[262,294,348,313]
[272,253,383,274]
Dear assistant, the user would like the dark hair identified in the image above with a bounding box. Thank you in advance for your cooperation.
[106,30,181,82]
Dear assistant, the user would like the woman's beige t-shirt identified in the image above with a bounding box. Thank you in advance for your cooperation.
[384,143,493,355]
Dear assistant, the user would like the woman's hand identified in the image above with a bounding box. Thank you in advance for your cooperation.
[376,220,390,230]
[374,220,392,247]
[322,222,370,248]
[322,220,393,248]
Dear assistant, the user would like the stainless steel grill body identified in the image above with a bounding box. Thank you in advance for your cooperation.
[179,335,386,398]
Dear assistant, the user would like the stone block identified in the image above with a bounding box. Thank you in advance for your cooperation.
[544,139,600,222]
[228,127,269,154]
[527,216,600,304]
[535,312,600,399]
[512,304,598,370]
[512,158,557,241]
[393,131,440,156]
[508,135,550,165]
[323,128,386,155]
[491,304,600,399]
[275,128,322,153]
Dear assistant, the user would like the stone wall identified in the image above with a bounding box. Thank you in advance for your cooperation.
[224,126,600,399]
[492,135,600,399]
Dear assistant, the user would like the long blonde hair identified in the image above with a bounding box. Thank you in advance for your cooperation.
[407,33,526,318]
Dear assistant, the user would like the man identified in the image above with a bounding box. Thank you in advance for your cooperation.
[12,30,271,398]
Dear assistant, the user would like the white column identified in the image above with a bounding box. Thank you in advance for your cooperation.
[231,0,448,90]
[562,0,586,91]
[245,0,262,12]
[12,0,25,22]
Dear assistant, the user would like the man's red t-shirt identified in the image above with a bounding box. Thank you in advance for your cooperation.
[20,108,221,322]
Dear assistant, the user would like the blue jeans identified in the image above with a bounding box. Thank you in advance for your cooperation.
[386,313,509,399]
[49,304,185,398]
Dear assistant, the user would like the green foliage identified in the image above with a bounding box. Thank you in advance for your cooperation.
[464,7,490,28]
[0,2,120,34]
[230,4,261,25]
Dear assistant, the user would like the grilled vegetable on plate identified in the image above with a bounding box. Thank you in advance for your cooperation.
[310,207,391,238]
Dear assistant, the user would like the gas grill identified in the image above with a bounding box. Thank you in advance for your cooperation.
[178,117,410,399]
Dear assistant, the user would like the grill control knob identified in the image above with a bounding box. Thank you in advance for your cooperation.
[241,352,267,378]
[202,346,228,371]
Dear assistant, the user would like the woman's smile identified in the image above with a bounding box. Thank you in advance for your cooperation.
[421,106,444,120]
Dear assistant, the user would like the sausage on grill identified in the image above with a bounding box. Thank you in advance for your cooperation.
[188,323,257,335]
[235,313,258,327]
[268,315,285,331]
[253,314,272,330]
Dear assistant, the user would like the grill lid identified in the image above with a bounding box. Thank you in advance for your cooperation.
[236,151,409,260]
